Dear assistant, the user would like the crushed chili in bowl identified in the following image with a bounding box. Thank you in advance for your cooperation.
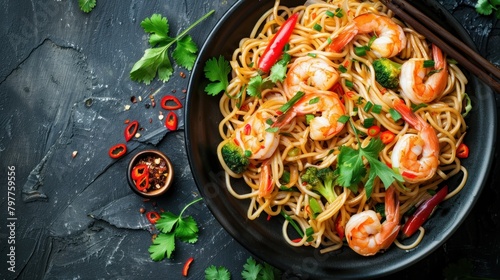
[127,149,174,198]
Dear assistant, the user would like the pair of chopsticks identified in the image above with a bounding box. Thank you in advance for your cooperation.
[380,0,500,93]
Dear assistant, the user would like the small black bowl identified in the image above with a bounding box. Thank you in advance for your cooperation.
[127,149,174,198]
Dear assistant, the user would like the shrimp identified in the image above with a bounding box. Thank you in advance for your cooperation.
[345,186,401,256]
[234,109,279,160]
[330,13,407,58]
[284,56,339,98]
[273,91,346,140]
[391,99,439,183]
[399,44,449,104]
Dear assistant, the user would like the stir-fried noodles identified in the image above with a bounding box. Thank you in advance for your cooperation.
[216,0,468,256]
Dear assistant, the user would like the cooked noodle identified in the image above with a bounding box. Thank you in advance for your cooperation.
[216,0,468,254]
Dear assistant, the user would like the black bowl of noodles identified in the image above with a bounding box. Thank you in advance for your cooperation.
[185,0,496,278]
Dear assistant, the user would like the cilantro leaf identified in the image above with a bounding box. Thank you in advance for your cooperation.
[147,198,203,261]
[131,10,214,84]
[205,265,231,280]
[335,137,403,198]
[204,55,232,96]
[173,35,198,70]
[148,232,175,261]
[79,0,96,13]
[242,257,262,280]
[475,0,494,15]
[247,75,274,98]
[260,263,281,280]
[175,215,199,243]
[140,13,171,46]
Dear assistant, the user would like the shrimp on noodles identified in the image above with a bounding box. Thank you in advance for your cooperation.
[274,91,346,140]
[391,99,440,183]
[400,44,449,104]
[234,109,279,160]
[284,56,339,98]
[345,186,401,256]
[330,13,407,58]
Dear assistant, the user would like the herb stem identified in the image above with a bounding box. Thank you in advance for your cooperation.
[180,197,203,217]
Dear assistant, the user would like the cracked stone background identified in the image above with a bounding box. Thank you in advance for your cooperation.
[0,0,499,279]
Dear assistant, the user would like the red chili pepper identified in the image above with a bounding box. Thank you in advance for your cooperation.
[456,143,469,159]
[182,257,194,277]
[334,213,345,240]
[164,111,178,131]
[108,143,127,159]
[131,164,149,180]
[125,120,139,142]
[135,174,150,192]
[257,13,299,74]
[244,124,251,135]
[380,130,395,144]
[146,211,161,224]
[160,95,183,110]
[367,125,381,137]
[401,185,448,239]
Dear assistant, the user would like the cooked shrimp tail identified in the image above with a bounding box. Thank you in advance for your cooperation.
[345,186,401,256]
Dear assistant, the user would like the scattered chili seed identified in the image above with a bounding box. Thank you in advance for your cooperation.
[139,207,146,214]
[135,132,141,138]
[72,151,78,158]
[124,105,131,110]
[138,96,143,102]
[179,71,186,78]
[149,118,153,123]
[158,114,164,121]
[182,89,187,93]
[124,119,130,124]
[130,96,137,103]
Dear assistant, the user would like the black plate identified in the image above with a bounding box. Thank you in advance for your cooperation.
[185,0,496,278]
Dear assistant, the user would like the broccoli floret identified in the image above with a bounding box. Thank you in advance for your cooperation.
[373,58,402,89]
[301,167,337,204]
[221,141,250,174]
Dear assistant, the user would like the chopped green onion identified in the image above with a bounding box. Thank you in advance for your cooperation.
[308,53,317,58]
[278,91,305,114]
[411,103,428,112]
[367,35,377,48]
[305,114,315,124]
[354,46,369,56]
[334,8,344,18]
[357,96,364,105]
[363,117,375,128]
[338,115,350,124]
[280,170,291,184]
[305,227,315,241]
[372,104,382,114]
[244,150,252,157]
[363,101,374,112]
[281,211,304,237]
[309,96,320,104]
[423,60,435,68]
[345,80,354,88]
[266,118,274,126]
[325,10,335,17]
[462,92,472,117]
[389,108,402,122]
[339,64,347,73]
[313,23,322,31]
[265,127,279,133]
[327,37,332,44]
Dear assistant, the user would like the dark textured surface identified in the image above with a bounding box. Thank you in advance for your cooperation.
[0,0,498,279]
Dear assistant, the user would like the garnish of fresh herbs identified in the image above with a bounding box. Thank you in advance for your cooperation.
[204,257,281,280]
[130,11,215,85]
[204,55,232,96]
[79,0,96,13]
[475,0,500,19]
[335,119,403,198]
[148,197,202,261]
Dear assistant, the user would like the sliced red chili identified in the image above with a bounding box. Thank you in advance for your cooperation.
[257,13,299,74]
[146,211,161,224]
[401,185,448,239]
[135,174,150,192]
[380,130,395,144]
[334,213,345,240]
[182,257,194,277]
[165,111,178,131]
[131,164,149,180]
[244,124,251,135]
[125,120,139,142]
[161,95,183,110]
[456,143,469,159]
[367,125,381,137]
[108,143,127,159]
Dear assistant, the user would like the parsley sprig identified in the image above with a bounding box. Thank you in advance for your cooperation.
[204,55,232,96]
[335,120,403,198]
[475,0,500,18]
[148,197,203,261]
[131,11,214,85]
[79,0,96,13]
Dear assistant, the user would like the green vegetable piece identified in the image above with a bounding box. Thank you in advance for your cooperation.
[79,0,96,13]
[148,232,175,261]
[301,167,338,204]
[204,55,232,96]
[221,141,250,174]
[373,58,402,89]
[205,265,231,280]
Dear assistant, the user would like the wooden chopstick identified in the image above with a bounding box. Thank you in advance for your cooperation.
[380,0,500,93]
